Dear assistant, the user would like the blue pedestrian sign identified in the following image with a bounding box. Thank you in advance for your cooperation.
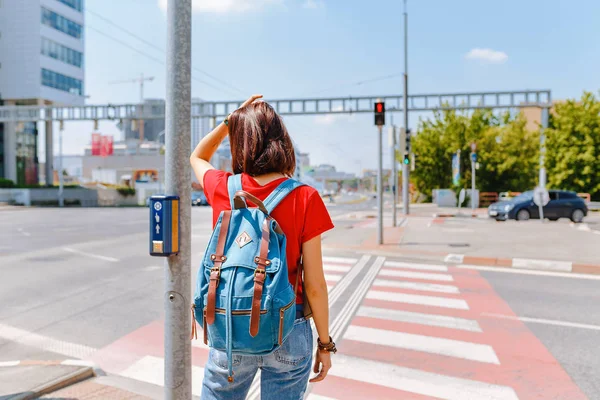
[149,195,180,256]
[471,152,477,163]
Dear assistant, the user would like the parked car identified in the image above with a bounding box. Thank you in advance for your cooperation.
[192,192,208,206]
[488,190,587,223]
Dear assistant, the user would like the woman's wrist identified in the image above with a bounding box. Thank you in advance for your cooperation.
[318,335,331,345]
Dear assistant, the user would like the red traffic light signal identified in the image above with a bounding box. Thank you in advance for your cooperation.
[374,102,385,126]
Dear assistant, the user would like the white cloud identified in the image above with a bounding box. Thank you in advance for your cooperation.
[465,48,508,64]
[158,0,282,13]
[314,105,347,125]
[303,0,324,9]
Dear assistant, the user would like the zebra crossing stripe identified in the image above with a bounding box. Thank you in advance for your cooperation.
[356,306,482,332]
[372,279,460,294]
[344,325,499,364]
[328,354,518,400]
[366,290,469,310]
[384,261,448,272]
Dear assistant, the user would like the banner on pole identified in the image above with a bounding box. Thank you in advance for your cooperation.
[91,133,101,156]
[452,152,461,186]
[100,135,114,157]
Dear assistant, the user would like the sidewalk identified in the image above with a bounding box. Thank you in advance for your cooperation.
[0,360,158,400]
[323,212,600,275]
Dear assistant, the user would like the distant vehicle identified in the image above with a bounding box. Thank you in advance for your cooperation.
[498,191,520,201]
[192,192,208,206]
[488,190,587,223]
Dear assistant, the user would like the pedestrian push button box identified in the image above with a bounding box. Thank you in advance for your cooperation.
[149,195,180,256]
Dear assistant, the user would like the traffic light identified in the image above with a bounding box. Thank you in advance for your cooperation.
[374,101,385,126]
[403,154,410,165]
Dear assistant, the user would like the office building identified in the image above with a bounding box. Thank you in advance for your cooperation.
[0,0,85,185]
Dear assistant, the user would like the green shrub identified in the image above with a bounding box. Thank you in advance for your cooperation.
[117,186,136,197]
[0,178,15,188]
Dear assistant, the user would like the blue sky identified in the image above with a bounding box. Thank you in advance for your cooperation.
[56,0,600,175]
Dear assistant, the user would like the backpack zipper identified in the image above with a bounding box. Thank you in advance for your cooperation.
[278,299,296,345]
[208,307,268,316]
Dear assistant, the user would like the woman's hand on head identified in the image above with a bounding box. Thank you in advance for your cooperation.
[240,94,263,109]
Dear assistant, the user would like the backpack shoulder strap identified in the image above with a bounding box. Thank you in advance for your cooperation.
[263,179,305,214]
[227,174,243,209]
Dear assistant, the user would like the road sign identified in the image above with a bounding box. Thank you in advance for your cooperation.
[534,187,550,207]
[374,101,385,126]
[470,152,477,163]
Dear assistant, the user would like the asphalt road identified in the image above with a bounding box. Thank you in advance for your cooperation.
[1,200,599,398]
[483,269,600,397]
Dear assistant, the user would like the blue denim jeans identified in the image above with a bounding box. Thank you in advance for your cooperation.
[201,317,313,400]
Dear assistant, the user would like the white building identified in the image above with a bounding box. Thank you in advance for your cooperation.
[0,0,85,185]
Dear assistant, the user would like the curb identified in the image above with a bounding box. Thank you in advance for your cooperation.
[444,253,600,275]
[0,360,99,400]
[336,196,369,206]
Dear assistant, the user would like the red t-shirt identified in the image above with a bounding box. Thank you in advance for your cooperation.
[203,170,334,304]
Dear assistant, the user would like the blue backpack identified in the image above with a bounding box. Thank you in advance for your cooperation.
[192,174,305,383]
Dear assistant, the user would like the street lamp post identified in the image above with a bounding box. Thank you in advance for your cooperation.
[402,0,410,216]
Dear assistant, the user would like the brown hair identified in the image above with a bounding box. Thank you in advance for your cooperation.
[228,101,296,177]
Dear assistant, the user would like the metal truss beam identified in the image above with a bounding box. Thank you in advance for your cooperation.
[0,89,551,122]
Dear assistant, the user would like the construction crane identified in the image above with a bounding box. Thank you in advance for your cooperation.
[109,73,154,142]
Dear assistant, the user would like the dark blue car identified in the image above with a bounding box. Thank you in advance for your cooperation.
[488,190,587,223]
[192,191,208,206]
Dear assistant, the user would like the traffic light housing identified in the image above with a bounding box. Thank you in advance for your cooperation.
[403,154,410,165]
[374,102,385,126]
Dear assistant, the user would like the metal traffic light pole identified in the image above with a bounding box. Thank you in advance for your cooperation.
[374,100,385,245]
[164,0,192,398]
[402,0,410,216]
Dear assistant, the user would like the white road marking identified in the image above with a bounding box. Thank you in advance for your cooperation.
[512,258,572,272]
[366,290,469,310]
[358,306,481,332]
[324,273,343,282]
[329,355,518,400]
[322,264,352,273]
[0,361,20,367]
[17,228,31,237]
[62,247,119,262]
[0,322,97,359]
[458,264,600,280]
[378,269,454,282]
[247,255,373,400]
[344,326,499,364]
[61,359,97,367]
[444,253,464,263]
[372,279,460,294]
[322,256,358,264]
[482,312,600,332]
[142,266,162,272]
[384,260,448,272]
[120,355,204,396]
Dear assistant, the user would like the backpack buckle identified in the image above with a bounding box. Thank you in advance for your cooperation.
[254,268,266,278]
[210,267,221,280]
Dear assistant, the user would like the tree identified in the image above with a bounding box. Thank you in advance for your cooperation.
[545,92,600,199]
[410,108,539,198]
